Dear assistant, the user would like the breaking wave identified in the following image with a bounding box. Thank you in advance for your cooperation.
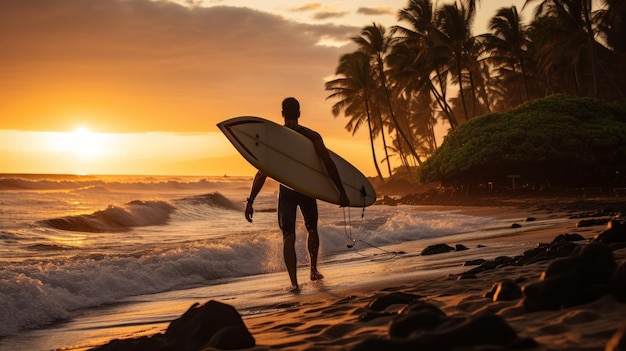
[39,200,176,232]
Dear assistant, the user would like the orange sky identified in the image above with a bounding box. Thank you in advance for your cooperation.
[0,0,528,176]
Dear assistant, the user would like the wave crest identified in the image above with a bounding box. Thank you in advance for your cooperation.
[39,200,176,232]
[180,192,243,211]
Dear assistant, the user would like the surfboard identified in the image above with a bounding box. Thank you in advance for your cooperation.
[217,116,376,207]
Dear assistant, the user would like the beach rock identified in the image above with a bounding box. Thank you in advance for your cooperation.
[389,301,447,338]
[368,292,423,311]
[512,223,522,228]
[523,243,616,311]
[421,243,455,256]
[464,258,486,266]
[463,234,590,277]
[165,300,255,350]
[576,243,617,284]
[520,238,581,265]
[463,260,501,275]
[577,218,610,227]
[485,279,523,301]
[455,244,469,251]
[553,233,586,242]
[352,311,536,351]
[605,321,626,351]
[89,300,255,351]
[611,260,626,303]
[594,220,626,245]
[484,282,499,299]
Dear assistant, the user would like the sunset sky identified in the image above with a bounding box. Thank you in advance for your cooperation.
[0,0,527,176]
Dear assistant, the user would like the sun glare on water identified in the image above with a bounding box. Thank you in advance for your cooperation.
[50,126,111,158]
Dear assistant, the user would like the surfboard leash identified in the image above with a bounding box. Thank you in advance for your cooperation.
[344,184,368,247]
[342,205,399,261]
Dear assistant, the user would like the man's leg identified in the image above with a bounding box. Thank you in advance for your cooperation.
[301,198,323,281]
[283,233,299,291]
[307,227,324,281]
[278,186,299,291]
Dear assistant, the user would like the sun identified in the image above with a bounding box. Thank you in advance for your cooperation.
[48,126,111,158]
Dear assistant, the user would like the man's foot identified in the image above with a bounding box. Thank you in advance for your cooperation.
[288,285,300,294]
[310,270,324,281]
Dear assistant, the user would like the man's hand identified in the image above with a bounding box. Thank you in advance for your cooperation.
[245,201,254,222]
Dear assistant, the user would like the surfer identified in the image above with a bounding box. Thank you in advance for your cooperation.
[245,97,350,293]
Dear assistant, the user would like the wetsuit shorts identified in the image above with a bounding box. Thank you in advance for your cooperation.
[278,185,318,238]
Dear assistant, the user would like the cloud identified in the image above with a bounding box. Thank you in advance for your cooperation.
[313,9,350,20]
[291,3,323,12]
[290,2,348,21]
[356,6,396,16]
[0,0,358,134]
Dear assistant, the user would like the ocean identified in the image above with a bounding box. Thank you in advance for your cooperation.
[0,174,568,350]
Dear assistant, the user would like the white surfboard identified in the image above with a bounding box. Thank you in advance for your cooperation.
[217,116,376,207]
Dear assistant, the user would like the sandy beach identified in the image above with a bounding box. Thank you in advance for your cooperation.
[86,196,626,351]
[242,203,626,351]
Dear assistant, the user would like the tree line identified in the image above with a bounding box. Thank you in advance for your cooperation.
[325,0,626,181]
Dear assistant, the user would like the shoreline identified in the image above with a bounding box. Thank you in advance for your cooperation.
[83,198,626,351]
[241,201,626,351]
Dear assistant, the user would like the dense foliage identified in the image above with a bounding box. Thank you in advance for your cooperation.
[326,0,626,184]
[417,95,626,188]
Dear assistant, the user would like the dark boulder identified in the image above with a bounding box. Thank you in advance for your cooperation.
[577,218,610,228]
[552,233,586,242]
[165,300,255,351]
[367,292,423,312]
[464,258,486,266]
[485,279,523,301]
[89,300,255,351]
[523,243,616,311]
[389,301,447,338]
[594,220,626,245]
[352,311,536,351]
[421,243,455,256]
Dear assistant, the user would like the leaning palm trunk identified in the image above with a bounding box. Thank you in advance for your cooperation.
[374,105,393,178]
[455,53,471,122]
[364,97,384,181]
[375,55,423,165]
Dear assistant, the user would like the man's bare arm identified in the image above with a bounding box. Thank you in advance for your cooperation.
[308,132,349,207]
[245,171,267,222]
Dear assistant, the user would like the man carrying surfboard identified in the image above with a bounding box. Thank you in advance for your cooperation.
[244,97,350,293]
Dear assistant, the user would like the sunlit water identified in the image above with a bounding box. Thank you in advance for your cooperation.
[0,174,571,350]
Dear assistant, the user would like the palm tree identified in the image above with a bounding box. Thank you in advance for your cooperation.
[435,2,477,122]
[353,24,422,166]
[482,6,532,103]
[463,0,481,18]
[325,52,385,181]
[596,0,626,100]
[524,0,600,97]
[393,0,459,129]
